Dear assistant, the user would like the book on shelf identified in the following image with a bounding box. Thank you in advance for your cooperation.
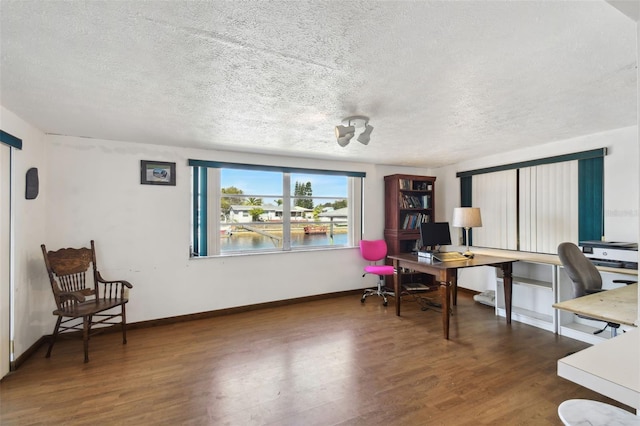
[399,193,428,209]
[401,212,431,229]
[402,214,410,229]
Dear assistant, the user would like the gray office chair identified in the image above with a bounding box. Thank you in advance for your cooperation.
[557,242,635,336]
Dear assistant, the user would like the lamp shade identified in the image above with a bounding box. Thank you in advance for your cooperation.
[452,207,482,228]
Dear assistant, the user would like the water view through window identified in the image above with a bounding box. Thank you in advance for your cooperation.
[218,169,350,253]
[220,230,348,251]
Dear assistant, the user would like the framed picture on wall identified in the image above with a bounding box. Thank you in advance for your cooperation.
[140,160,176,186]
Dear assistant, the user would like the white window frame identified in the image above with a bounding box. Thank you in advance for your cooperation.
[189,160,364,257]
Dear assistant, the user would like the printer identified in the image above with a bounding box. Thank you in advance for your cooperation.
[579,241,638,270]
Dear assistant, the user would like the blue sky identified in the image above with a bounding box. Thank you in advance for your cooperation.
[221,169,347,203]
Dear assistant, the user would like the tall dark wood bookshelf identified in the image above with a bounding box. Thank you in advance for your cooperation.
[384,174,437,286]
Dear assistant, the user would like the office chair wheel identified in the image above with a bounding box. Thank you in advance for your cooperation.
[383,301,388,306]
[360,296,366,303]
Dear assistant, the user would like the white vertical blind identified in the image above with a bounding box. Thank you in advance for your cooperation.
[460,148,603,254]
[472,169,518,250]
[519,162,578,253]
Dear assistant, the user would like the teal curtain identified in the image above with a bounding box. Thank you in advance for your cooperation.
[192,167,208,256]
[578,157,604,242]
[0,130,22,149]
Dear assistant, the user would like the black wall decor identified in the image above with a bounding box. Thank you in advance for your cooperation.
[25,167,39,199]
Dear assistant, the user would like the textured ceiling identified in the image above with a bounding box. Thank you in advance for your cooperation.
[0,1,637,168]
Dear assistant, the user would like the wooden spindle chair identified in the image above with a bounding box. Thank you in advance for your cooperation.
[41,240,133,363]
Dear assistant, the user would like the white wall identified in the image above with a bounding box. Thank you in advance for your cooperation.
[431,125,639,291]
[0,106,49,360]
[41,135,423,321]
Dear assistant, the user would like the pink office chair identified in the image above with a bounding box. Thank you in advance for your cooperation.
[360,239,395,306]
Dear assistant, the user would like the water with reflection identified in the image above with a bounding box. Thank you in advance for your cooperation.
[221,232,348,252]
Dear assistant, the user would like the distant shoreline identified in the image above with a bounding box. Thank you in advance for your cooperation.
[223,224,348,235]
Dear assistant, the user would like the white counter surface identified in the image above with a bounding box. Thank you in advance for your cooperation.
[558,328,640,411]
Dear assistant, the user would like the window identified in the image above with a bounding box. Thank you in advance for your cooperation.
[458,148,604,254]
[189,160,365,256]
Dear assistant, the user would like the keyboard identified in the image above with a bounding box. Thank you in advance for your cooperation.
[433,252,468,262]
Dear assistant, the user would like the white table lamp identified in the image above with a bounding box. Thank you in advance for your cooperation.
[452,207,482,258]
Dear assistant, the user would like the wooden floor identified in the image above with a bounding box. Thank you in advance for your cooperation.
[0,291,633,425]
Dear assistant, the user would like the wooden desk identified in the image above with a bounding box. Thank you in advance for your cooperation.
[388,253,517,339]
[552,283,638,327]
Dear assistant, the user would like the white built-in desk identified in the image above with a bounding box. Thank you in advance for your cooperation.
[558,328,640,413]
[455,247,638,341]
[553,283,638,327]
[458,247,640,412]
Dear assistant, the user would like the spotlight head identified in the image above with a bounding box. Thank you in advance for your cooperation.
[357,124,374,145]
[335,125,355,147]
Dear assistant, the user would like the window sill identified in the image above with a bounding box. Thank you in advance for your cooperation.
[190,244,358,259]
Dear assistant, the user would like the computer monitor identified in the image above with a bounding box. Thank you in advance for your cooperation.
[420,222,452,251]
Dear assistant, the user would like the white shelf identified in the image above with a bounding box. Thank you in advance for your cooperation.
[510,276,552,289]
[497,306,555,332]
[495,260,557,333]
[558,322,608,345]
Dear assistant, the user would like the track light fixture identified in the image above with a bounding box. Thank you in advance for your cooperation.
[335,115,373,147]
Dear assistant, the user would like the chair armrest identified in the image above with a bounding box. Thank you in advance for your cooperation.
[613,279,636,285]
[95,271,133,288]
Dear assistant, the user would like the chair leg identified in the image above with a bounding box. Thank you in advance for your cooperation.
[83,315,91,363]
[593,322,620,337]
[121,304,128,345]
[46,316,63,358]
[361,275,392,306]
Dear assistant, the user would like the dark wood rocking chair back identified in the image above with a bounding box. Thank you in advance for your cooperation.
[41,240,133,363]
[44,246,96,310]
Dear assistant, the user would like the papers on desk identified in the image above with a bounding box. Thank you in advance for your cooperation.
[434,252,468,262]
[418,251,468,262]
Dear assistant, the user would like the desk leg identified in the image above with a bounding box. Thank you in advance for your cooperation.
[502,262,513,324]
[452,269,458,306]
[393,258,401,316]
[440,273,452,340]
